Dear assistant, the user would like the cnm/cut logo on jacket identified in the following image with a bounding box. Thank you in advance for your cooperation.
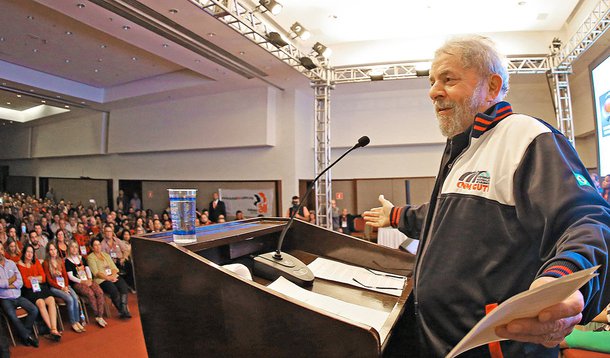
[456,171,491,192]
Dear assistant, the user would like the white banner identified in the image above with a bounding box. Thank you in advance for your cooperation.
[219,188,275,218]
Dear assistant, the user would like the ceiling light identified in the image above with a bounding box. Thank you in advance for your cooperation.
[76,3,85,8]
[65,59,70,63]
[131,57,137,61]
[94,69,99,72]
[267,32,288,48]
[299,57,317,70]
[65,31,73,35]
[162,43,169,48]
[239,51,245,55]
[207,32,216,37]
[258,0,282,15]
[368,67,386,81]
[100,44,107,48]
[0,37,6,42]
[64,105,70,108]
[6,102,10,105]
[290,22,310,40]
[26,16,34,20]
[169,9,178,14]
[16,95,21,98]
[32,49,38,53]
[41,100,46,103]
[122,25,131,30]
[312,42,331,58]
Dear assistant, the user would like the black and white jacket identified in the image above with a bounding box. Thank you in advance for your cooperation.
[391,101,610,357]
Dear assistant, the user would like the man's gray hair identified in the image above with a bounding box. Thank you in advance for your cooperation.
[435,35,510,100]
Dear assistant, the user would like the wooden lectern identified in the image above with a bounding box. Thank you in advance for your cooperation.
[132,218,416,357]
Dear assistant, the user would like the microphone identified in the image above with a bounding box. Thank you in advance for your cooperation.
[253,136,370,286]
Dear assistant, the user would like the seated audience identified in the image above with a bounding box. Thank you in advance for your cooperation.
[4,238,21,263]
[73,222,90,257]
[27,231,46,262]
[65,240,107,327]
[54,229,69,259]
[101,225,135,292]
[43,242,84,333]
[87,237,131,319]
[338,208,353,235]
[235,210,244,221]
[17,244,61,341]
[0,244,39,348]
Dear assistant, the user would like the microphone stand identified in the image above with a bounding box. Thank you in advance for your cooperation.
[253,137,369,287]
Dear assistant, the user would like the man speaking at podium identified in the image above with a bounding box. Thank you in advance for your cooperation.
[364,35,610,357]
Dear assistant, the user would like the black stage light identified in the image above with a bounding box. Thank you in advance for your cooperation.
[299,56,317,70]
[267,32,288,48]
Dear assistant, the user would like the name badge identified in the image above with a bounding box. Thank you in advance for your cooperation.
[56,276,65,288]
[77,269,87,281]
[80,245,87,255]
[110,252,117,259]
[104,267,112,276]
[30,278,41,292]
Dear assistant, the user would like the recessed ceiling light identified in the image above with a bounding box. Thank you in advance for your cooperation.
[169,9,178,14]
[0,37,5,42]
[207,32,216,37]
[56,95,61,98]
[65,31,73,35]
[122,25,131,30]
[16,95,21,98]
[131,57,137,61]
[239,51,245,55]
[100,44,107,48]
[94,69,99,72]
[195,59,201,63]
[6,102,10,105]
[26,15,34,20]
[162,43,169,48]
[32,49,38,53]
[41,100,46,103]
[65,59,70,63]
[29,89,34,92]
[80,101,86,104]
[76,3,85,8]
[64,105,70,108]
[97,58,103,62]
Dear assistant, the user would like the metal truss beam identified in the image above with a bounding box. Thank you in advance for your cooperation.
[313,72,333,229]
[553,0,610,70]
[333,57,554,84]
[188,0,329,81]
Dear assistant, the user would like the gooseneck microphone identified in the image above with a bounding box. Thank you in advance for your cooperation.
[253,136,370,286]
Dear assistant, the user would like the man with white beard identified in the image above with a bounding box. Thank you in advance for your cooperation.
[364,35,610,357]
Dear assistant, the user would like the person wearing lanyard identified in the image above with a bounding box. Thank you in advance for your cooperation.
[65,241,107,328]
[101,224,135,292]
[16,244,61,341]
[87,237,131,319]
[43,242,85,333]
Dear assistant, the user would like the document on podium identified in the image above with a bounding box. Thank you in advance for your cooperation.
[308,257,406,297]
[268,276,390,334]
[446,266,600,358]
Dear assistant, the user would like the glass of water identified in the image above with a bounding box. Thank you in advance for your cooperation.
[168,189,197,244]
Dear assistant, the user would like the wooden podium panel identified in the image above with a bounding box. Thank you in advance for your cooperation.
[132,218,416,357]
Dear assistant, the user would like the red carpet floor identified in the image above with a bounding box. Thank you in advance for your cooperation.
[11,293,147,357]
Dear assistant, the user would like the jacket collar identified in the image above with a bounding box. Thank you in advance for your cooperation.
[471,101,513,138]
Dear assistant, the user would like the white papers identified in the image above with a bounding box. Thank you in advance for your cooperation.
[308,257,406,297]
[446,266,600,358]
[268,276,390,334]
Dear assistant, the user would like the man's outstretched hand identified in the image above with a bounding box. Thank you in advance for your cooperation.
[362,195,394,228]
[495,276,584,348]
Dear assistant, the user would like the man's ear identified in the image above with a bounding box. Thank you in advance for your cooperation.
[486,74,503,102]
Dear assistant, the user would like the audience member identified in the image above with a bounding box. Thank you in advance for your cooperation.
[129,193,142,210]
[338,208,352,235]
[87,238,131,319]
[65,241,107,328]
[33,223,50,248]
[235,210,244,221]
[55,229,69,259]
[27,231,46,262]
[17,244,61,341]
[208,192,226,223]
[286,196,309,221]
[116,190,129,212]
[602,174,610,202]
[217,215,226,224]
[43,242,84,333]
[4,238,21,263]
[73,222,90,257]
[0,244,39,348]
[331,200,340,231]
